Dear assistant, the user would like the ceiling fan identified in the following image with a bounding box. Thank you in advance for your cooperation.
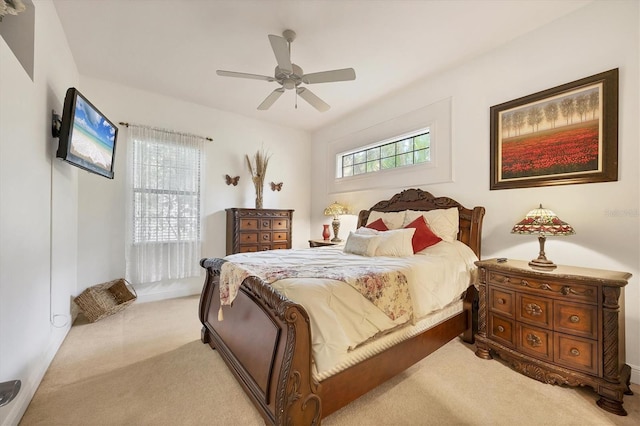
[216,29,356,112]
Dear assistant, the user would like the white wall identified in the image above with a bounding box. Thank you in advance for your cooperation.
[0,1,79,424]
[311,1,640,382]
[76,77,311,301]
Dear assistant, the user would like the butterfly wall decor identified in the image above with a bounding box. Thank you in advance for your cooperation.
[270,182,283,191]
[225,175,240,186]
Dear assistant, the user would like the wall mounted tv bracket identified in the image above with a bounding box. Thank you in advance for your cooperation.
[51,109,62,138]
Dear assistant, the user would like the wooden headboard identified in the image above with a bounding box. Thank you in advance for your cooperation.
[356,188,486,259]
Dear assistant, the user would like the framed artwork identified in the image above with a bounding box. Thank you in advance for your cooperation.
[490,68,618,190]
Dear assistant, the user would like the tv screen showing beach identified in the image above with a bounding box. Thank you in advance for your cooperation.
[68,95,116,175]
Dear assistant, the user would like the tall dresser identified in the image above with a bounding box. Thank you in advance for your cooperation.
[226,208,293,255]
[474,258,632,416]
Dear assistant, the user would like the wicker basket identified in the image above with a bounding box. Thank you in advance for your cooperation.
[74,279,137,323]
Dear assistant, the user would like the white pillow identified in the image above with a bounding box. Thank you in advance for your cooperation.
[374,228,415,257]
[355,226,379,235]
[366,210,406,230]
[403,208,459,242]
[343,232,382,257]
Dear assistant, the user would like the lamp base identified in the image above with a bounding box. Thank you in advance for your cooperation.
[529,258,557,269]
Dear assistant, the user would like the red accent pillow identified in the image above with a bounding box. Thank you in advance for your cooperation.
[404,215,442,253]
[366,218,389,231]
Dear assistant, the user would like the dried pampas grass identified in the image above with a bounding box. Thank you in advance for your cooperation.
[246,149,271,209]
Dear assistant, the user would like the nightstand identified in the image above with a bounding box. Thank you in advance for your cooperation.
[308,239,340,248]
[474,258,632,416]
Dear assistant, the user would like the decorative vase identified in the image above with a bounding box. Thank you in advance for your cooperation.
[254,179,264,209]
[322,224,331,240]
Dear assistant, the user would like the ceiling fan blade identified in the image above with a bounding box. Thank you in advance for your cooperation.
[302,68,356,84]
[257,88,285,110]
[268,34,293,75]
[216,70,275,82]
[296,87,330,112]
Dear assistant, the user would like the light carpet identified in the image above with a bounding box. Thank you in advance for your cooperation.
[20,295,639,425]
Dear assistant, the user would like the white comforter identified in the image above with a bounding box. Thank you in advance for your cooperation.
[224,240,478,375]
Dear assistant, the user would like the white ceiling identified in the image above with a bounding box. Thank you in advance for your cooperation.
[52,0,592,132]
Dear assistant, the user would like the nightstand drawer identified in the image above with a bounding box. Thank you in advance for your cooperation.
[517,323,553,361]
[554,302,597,340]
[516,294,552,329]
[487,271,597,303]
[489,287,514,317]
[488,313,515,347]
[554,333,598,375]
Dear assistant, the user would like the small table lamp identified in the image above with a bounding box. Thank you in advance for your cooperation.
[511,204,575,269]
[323,201,348,242]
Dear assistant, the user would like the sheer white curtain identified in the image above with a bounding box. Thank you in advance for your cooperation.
[125,125,204,284]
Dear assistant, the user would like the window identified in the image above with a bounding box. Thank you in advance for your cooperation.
[339,130,430,178]
[132,139,201,244]
[126,126,204,284]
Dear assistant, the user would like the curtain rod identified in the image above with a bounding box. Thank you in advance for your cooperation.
[118,122,213,142]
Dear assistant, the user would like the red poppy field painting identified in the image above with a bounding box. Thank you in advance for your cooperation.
[490,69,618,190]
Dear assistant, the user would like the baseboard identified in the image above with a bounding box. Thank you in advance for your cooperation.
[132,278,202,304]
[2,324,70,426]
[630,363,640,385]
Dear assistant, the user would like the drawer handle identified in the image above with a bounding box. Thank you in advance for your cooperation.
[526,333,542,347]
[497,298,505,305]
[569,315,580,323]
[570,348,580,356]
[497,325,505,333]
[525,303,542,316]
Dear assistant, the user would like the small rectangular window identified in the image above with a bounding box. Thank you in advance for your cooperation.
[338,129,430,178]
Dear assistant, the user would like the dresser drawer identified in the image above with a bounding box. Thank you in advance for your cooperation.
[554,333,598,375]
[260,219,272,229]
[554,301,597,340]
[240,219,259,230]
[272,219,289,230]
[273,232,288,243]
[239,245,258,253]
[516,294,552,329]
[487,271,597,303]
[517,323,553,361]
[239,233,258,243]
[489,287,514,317]
[488,313,515,348]
[272,243,288,250]
[260,232,272,243]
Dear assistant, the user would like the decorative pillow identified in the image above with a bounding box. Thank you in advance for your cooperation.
[365,218,389,231]
[404,215,442,253]
[343,232,382,257]
[355,226,379,235]
[374,228,415,257]
[403,207,459,242]
[366,210,406,230]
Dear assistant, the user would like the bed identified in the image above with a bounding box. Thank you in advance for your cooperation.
[199,188,485,425]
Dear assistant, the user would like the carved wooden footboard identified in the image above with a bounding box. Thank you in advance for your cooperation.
[199,259,320,425]
[199,261,478,425]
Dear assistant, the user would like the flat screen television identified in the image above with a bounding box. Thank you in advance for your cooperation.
[56,87,118,179]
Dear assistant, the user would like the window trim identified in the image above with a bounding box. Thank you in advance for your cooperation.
[326,97,452,194]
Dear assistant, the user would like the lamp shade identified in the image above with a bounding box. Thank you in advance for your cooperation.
[323,201,348,218]
[511,204,575,236]
[512,204,574,269]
